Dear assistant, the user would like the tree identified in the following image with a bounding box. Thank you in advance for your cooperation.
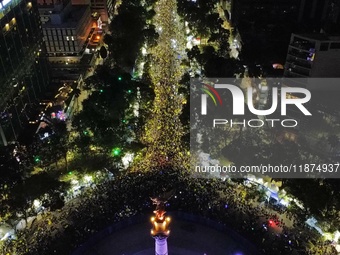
[74,88,81,111]
[204,56,240,77]
[187,45,204,69]
[107,2,148,70]
[143,24,159,48]
[73,66,142,154]
[146,9,156,21]
[201,45,216,63]
[208,32,220,43]
[0,147,26,188]
[327,134,339,152]
[7,172,67,224]
[103,33,114,46]
[99,46,108,59]
[177,0,217,37]
[29,119,69,170]
[51,120,69,170]
[70,127,92,156]
[283,179,339,221]
[205,13,223,33]
[187,45,200,60]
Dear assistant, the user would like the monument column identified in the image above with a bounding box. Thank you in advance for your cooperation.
[154,236,168,255]
[150,197,171,255]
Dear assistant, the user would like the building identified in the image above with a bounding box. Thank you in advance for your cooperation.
[229,0,302,36]
[284,34,340,78]
[229,0,340,63]
[37,0,96,81]
[230,0,301,28]
[230,0,302,63]
[231,0,340,35]
[72,0,114,25]
[298,0,340,34]
[0,0,50,146]
[283,33,340,148]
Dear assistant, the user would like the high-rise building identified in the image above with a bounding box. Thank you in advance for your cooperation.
[283,33,340,137]
[298,0,340,34]
[0,0,50,146]
[231,0,340,35]
[230,0,301,28]
[72,0,114,25]
[230,0,302,63]
[230,0,340,63]
[284,33,340,78]
[37,0,95,80]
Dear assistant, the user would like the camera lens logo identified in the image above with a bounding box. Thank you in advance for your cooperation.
[200,83,223,109]
[201,83,311,116]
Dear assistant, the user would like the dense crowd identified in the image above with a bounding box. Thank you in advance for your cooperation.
[3,169,337,255]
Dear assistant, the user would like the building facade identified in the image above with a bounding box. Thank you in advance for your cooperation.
[230,0,301,27]
[71,0,114,25]
[298,0,340,34]
[284,34,340,78]
[37,0,95,80]
[231,0,340,34]
[282,33,340,142]
[230,0,340,63]
[0,0,50,146]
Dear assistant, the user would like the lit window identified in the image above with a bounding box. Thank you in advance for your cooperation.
[66,36,69,41]
[71,36,74,41]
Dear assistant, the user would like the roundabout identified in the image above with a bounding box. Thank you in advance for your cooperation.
[74,212,257,255]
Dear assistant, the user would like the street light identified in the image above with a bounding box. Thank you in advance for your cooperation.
[112,147,121,156]
[34,155,41,163]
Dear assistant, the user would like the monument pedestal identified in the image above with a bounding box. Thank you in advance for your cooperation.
[154,236,168,255]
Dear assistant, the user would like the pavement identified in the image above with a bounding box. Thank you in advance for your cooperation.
[81,219,251,255]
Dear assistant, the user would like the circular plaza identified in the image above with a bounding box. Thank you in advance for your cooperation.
[75,213,257,255]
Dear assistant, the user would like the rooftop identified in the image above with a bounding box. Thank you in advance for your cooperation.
[43,5,89,28]
[293,33,340,42]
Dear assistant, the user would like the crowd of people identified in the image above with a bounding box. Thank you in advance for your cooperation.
[2,169,337,255]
